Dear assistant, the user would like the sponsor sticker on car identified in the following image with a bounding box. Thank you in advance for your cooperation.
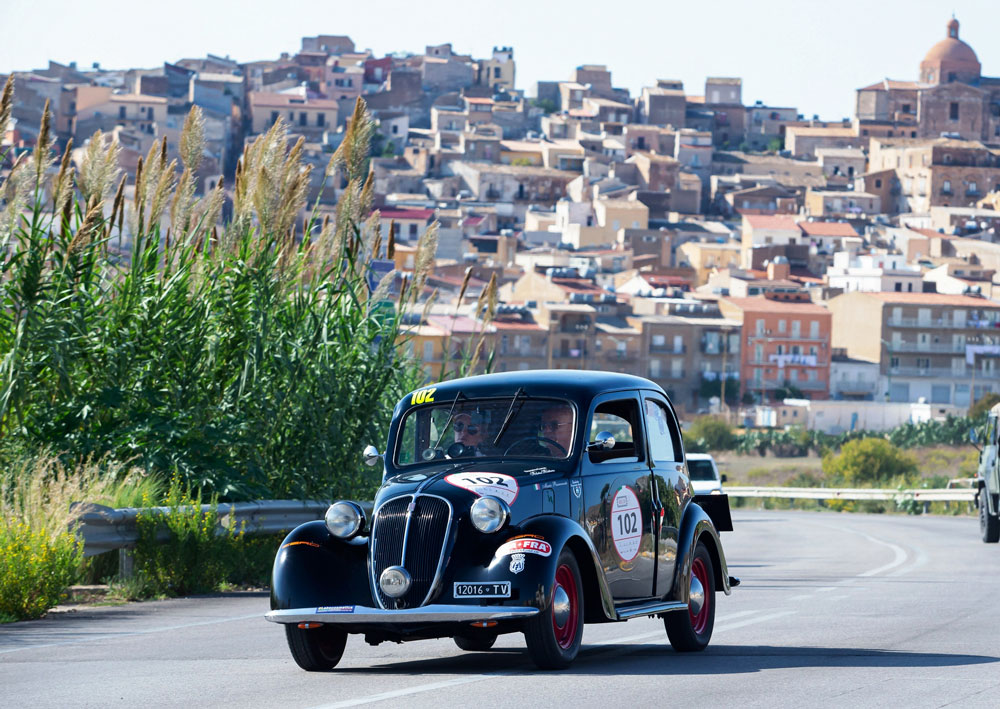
[495,536,552,557]
[316,605,355,614]
[445,473,519,505]
[453,582,511,598]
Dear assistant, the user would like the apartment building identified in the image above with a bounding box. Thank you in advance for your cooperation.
[720,294,832,402]
[828,291,1000,406]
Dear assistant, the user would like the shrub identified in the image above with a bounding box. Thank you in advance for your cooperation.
[0,452,150,620]
[0,522,80,620]
[686,416,736,452]
[969,392,1000,418]
[822,438,918,486]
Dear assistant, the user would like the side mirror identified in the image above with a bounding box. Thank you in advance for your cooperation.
[969,427,979,445]
[587,431,615,451]
[363,445,383,467]
[721,474,728,483]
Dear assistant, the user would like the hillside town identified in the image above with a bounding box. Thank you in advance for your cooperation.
[4,16,1000,433]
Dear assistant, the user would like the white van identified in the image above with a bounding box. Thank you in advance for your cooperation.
[687,453,726,495]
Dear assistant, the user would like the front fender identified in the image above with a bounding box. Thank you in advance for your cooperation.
[269,521,373,610]
[669,502,732,605]
[508,515,616,622]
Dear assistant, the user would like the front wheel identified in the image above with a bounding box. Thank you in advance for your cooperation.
[284,624,347,671]
[979,489,1000,543]
[665,539,716,652]
[523,549,584,669]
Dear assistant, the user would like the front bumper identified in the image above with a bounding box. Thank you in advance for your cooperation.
[265,604,540,625]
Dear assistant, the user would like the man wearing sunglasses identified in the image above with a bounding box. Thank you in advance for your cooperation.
[538,404,574,457]
[453,412,488,455]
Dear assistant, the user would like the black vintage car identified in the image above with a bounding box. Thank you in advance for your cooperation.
[266,370,737,670]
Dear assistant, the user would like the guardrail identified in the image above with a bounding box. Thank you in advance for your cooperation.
[71,499,331,557]
[725,486,975,502]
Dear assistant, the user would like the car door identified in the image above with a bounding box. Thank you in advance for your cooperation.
[641,391,687,598]
[580,391,656,601]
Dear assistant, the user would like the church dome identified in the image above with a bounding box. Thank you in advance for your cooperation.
[919,18,981,84]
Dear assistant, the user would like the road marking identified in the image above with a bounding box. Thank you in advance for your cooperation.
[0,613,261,655]
[889,544,928,577]
[314,609,793,707]
[815,587,836,593]
[787,594,813,601]
[714,610,796,631]
[856,534,908,577]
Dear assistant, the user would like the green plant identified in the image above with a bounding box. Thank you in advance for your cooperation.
[766,137,783,152]
[969,392,1000,418]
[0,522,81,620]
[686,416,736,452]
[0,88,438,502]
[822,438,918,487]
[130,477,239,597]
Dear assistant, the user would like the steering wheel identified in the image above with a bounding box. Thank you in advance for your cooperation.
[503,436,567,456]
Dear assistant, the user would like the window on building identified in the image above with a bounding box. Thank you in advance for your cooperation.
[875,178,882,188]
[493,67,501,79]
[118,106,126,119]
[778,319,786,333]
[902,103,911,114]
[890,356,899,368]
[756,319,765,335]
[970,181,978,193]
[810,320,819,338]
[895,282,902,292]
[317,113,325,127]
[270,111,279,124]
[943,180,952,194]
[791,320,801,337]
[409,224,418,238]
[950,103,959,121]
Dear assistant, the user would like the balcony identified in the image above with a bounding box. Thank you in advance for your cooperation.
[752,379,825,391]
[835,379,878,394]
[749,333,829,342]
[559,321,592,333]
[700,342,739,355]
[889,366,958,378]
[650,344,686,354]
[886,342,966,354]
[554,349,586,359]
[887,317,969,329]
[661,369,686,379]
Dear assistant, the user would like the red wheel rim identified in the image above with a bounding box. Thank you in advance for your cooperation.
[552,564,579,650]
[689,558,710,635]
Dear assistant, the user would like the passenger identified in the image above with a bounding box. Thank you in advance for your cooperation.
[538,404,574,456]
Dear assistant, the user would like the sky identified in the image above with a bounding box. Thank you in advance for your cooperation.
[2,0,998,121]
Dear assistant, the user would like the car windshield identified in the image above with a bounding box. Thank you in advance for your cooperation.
[395,396,576,466]
[688,459,718,482]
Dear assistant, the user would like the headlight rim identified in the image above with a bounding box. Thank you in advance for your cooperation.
[469,495,510,534]
[324,500,365,539]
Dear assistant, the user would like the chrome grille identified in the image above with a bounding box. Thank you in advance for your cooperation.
[370,494,452,608]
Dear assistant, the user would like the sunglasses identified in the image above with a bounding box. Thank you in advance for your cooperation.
[454,422,480,434]
[539,421,570,433]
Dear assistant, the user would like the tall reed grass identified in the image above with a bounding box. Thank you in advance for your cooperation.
[1,81,434,501]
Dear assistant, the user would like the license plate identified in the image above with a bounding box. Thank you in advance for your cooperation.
[453,582,511,598]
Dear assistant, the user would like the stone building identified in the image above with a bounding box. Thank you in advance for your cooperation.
[855,17,1000,143]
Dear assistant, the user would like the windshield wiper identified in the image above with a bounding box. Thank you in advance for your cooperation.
[492,387,526,448]
[431,390,466,450]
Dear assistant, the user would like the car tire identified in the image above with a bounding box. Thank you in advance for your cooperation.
[979,489,1000,544]
[454,632,499,651]
[665,539,716,652]
[524,548,584,670]
[284,624,348,671]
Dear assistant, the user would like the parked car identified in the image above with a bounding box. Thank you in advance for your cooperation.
[266,370,737,670]
[686,453,727,496]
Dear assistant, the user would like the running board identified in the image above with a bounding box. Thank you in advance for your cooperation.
[615,601,688,620]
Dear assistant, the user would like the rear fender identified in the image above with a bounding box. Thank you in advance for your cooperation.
[669,502,732,604]
[504,515,616,622]
[270,521,373,610]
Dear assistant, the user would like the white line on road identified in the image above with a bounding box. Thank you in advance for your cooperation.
[856,534,908,577]
[0,613,261,655]
[311,608,796,708]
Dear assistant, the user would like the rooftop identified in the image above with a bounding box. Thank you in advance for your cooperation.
[723,296,830,314]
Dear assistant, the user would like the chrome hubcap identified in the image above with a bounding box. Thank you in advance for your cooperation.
[689,574,705,616]
[552,585,571,627]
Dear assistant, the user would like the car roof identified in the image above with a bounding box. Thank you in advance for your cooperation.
[686,453,715,461]
[402,370,666,406]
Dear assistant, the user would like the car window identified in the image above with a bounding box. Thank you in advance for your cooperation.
[395,396,575,466]
[644,399,681,463]
[687,459,717,482]
[588,398,644,464]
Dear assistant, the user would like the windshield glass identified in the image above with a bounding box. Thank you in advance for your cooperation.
[687,459,718,482]
[395,396,576,466]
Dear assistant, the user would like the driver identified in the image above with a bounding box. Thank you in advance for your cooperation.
[538,404,574,456]
[453,411,488,455]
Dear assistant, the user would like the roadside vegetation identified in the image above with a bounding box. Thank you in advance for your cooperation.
[1,78,493,620]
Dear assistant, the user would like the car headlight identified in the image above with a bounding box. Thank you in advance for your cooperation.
[325,501,365,539]
[710,489,722,495]
[470,496,509,533]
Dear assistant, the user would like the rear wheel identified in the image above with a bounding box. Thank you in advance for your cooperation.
[979,489,1000,543]
[454,632,498,651]
[665,540,716,652]
[284,624,347,671]
[524,549,584,669]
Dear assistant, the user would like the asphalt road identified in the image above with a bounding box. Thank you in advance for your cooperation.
[3,510,999,708]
